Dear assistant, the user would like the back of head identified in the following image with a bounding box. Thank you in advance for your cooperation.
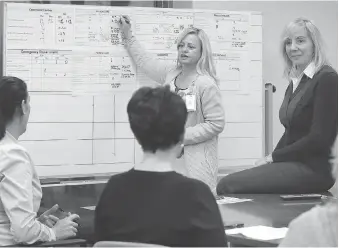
[176,27,218,83]
[0,76,28,140]
[281,17,328,77]
[127,86,187,153]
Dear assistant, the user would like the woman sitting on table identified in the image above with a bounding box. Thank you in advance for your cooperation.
[0,76,79,246]
[94,86,227,247]
[118,16,225,191]
[217,17,338,194]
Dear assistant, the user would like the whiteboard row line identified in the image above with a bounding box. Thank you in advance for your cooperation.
[21,122,263,142]
[21,137,262,167]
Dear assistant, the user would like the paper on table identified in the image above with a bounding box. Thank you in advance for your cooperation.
[225,225,288,241]
[216,196,253,204]
[81,206,96,211]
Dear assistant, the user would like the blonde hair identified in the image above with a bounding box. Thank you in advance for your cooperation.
[176,28,218,83]
[281,17,328,78]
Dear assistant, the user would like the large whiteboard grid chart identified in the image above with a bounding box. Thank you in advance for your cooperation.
[3,3,263,178]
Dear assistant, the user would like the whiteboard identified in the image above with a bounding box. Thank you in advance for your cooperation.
[3,2,263,178]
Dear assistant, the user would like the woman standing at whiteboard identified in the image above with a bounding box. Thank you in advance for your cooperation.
[118,16,225,191]
[217,18,338,194]
[0,76,79,245]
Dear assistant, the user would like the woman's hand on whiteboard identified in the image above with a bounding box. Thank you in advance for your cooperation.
[119,15,133,40]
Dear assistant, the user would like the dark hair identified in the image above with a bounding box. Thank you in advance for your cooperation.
[0,76,28,140]
[127,85,187,153]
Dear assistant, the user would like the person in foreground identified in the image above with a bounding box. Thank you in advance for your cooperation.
[118,16,225,191]
[0,76,79,245]
[279,164,338,247]
[94,86,227,247]
[217,17,338,194]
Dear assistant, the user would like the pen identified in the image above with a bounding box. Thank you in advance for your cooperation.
[58,206,65,212]
[119,16,130,24]
[224,223,244,229]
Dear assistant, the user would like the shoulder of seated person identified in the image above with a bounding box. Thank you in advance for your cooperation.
[0,146,32,173]
[176,175,212,194]
[319,65,337,75]
[290,203,337,228]
[0,141,29,159]
[106,170,131,182]
[315,65,338,82]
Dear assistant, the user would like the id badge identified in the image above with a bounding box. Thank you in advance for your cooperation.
[185,94,196,112]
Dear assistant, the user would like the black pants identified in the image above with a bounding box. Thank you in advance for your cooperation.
[216,162,335,194]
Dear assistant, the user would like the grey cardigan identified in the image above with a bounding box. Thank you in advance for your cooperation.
[125,37,225,189]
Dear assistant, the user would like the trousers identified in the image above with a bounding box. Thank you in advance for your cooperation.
[217,162,335,194]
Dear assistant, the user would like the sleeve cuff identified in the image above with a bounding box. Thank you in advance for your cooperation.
[271,151,280,162]
[49,227,56,241]
[124,35,136,47]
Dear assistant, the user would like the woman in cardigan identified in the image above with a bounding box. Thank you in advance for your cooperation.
[118,16,225,191]
[217,17,338,194]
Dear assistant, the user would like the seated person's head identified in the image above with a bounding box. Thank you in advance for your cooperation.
[127,86,187,155]
[0,76,29,140]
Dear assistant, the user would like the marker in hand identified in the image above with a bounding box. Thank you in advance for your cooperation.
[120,15,130,24]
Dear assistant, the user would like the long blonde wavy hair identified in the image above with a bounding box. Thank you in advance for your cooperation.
[176,28,218,84]
[281,17,329,78]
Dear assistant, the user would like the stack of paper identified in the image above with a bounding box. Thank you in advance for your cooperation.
[225,225,288,241]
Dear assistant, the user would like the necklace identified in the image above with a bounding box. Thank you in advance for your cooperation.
[174,72,199,94]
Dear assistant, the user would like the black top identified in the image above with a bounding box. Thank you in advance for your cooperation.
[272,65,338,176]
[94,169,227,247]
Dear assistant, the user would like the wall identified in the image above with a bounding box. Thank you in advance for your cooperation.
[175,0,338,148]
